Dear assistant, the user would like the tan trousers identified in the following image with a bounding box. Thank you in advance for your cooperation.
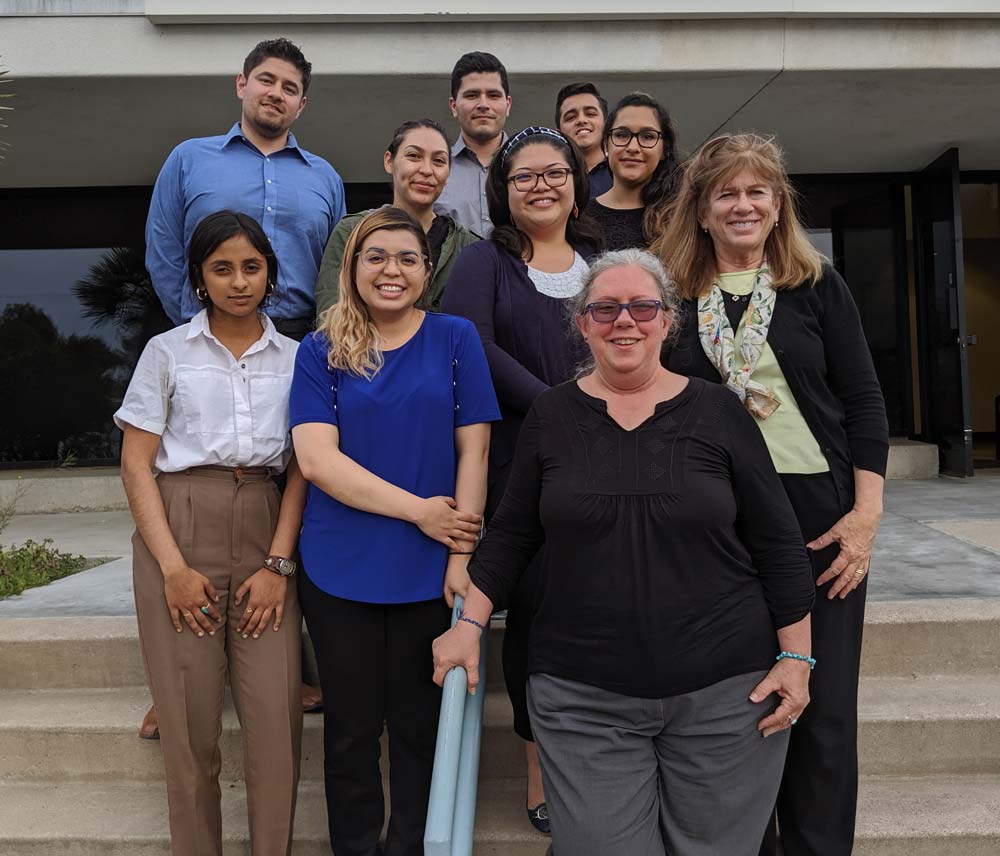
[132,467,303,856]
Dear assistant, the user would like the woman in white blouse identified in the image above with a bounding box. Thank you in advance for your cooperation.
[115,210,306,856]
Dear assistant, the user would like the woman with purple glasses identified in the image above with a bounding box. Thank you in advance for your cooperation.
[434,248,816,856]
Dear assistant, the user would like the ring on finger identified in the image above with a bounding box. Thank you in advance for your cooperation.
[200,604,211,615]
[245,607,253,615]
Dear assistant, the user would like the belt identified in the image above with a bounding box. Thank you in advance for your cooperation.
[179,465,271,481]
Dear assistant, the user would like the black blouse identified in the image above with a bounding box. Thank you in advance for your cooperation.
[586,199,647,251]
[470,378,815,699]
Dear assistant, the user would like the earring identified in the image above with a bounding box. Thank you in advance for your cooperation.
[265,281,275,296]
[195,287,207,301]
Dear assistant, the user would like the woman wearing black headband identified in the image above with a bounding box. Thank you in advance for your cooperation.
[441,126,601,835]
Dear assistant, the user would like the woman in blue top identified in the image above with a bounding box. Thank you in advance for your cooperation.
[289,207,500,856]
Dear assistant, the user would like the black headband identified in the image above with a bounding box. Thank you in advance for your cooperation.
[501,126,573,166]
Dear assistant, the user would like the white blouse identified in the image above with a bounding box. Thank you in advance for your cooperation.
[526,252,589,299]
[114,310,298,473]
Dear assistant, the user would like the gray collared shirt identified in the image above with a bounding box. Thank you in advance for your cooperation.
[434,133,507,237]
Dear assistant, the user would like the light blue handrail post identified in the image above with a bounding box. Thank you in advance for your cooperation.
[424,595,489,856]
[451,618,488,853]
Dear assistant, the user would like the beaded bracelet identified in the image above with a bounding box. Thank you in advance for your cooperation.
[776,651,817,670]
[458,612,486,632]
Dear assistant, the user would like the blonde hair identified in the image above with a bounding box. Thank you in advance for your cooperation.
[650,133,824,300]
[317,207,431,378]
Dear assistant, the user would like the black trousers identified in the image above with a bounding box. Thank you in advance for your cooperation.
[299,572,451,856]
[759,472,867,856]
[488,456,543,743]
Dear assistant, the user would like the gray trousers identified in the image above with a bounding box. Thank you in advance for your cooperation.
[528,671,789,856]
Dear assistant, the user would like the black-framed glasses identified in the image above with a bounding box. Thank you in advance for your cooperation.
[608,127,663,149]
[584,300,663,323]
[356,249,427,272]
[507,167,575,192]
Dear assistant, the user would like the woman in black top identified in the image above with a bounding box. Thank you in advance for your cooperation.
[653,133,889,856]
[586,92,677,250]
[433,249,815,856]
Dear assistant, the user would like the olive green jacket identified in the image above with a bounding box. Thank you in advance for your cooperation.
[314,206,480,317]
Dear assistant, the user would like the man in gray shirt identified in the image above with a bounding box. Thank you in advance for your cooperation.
[434,51,512,237]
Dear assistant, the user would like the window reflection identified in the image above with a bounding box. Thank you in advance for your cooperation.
[0,246,167,466]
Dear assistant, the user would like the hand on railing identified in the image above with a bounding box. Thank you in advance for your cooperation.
[432,620,483,694]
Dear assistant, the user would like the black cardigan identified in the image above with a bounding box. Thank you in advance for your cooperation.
[663,265,889,510]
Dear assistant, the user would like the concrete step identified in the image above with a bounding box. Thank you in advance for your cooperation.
[2,674,998,782]
[3,598,999,690]
[0,774,996,855]
[886,438,940,480]
[0,468,128,514]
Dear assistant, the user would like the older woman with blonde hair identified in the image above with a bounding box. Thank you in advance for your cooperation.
[289,206,499,856]
[433,248,816,856]
[652,133,889,856]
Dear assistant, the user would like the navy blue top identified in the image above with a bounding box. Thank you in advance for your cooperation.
[441,240,591,472]
[146,123,346,324]
[588,159,614,198]
[289,313,500,604]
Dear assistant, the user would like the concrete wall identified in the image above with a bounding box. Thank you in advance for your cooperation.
[3,15,1000,188]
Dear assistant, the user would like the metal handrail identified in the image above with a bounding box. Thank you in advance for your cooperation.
[424,595,489,856]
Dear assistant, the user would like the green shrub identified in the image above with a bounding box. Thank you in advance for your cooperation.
[0,539,91,599]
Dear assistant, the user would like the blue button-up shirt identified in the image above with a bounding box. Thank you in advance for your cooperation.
[434,133,507,238]
[145,123,346,324]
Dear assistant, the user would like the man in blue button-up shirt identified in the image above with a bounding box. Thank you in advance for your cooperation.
[146,38,346,332]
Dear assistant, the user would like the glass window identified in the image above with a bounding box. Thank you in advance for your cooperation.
[0,246,164,467]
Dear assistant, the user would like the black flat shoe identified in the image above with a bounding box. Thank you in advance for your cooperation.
[527,802,551,835]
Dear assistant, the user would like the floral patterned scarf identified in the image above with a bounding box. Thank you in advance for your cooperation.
[697,266,782,419]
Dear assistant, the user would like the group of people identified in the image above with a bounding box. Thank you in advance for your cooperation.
[116,35,888,856]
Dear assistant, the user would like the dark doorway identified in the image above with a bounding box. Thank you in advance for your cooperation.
[912,149,975,477]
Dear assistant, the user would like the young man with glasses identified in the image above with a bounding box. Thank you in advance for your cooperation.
[555,82,613,198]
[434,51,513,237]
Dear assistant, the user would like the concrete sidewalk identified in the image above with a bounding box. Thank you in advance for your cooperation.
[0,476,997,618]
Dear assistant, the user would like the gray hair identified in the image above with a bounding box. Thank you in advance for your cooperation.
[570,248,683,348]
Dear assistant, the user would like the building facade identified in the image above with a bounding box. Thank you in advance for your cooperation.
[2,3,999,474]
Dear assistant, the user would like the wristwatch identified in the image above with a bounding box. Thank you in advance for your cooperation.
[263,555,297,577]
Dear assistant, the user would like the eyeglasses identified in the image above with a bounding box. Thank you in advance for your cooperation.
[584,300,663,323]
[507,167,574,192]
[608,127,663,149]
[356,249,427,272]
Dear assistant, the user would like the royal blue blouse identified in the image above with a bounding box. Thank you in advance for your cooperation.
[289,313,500,604]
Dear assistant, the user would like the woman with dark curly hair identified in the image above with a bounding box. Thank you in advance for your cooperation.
[586,92,678,250]
[441,125,602,834]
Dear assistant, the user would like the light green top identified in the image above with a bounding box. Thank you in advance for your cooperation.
[719,270,829,474]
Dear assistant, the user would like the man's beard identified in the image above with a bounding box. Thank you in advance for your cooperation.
[247,104,288,139]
